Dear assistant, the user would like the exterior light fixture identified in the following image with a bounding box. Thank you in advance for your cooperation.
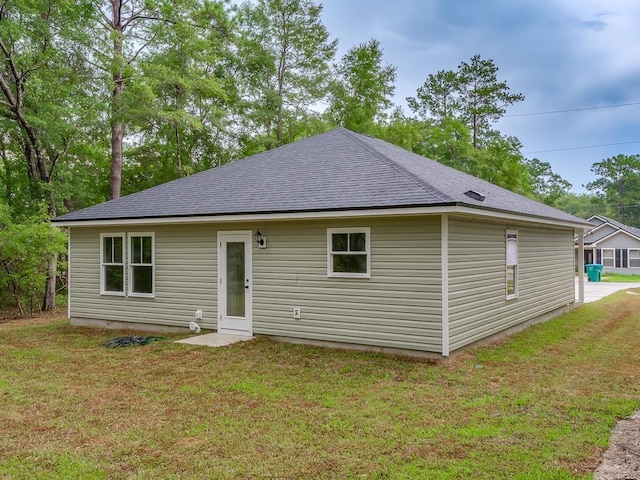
[255,230,266,248]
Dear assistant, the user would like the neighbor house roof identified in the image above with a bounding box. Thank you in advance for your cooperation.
[582,214,640,245]
[53,128,589,227]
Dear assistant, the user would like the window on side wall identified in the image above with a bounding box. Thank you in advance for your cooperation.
[327,227,370,277]
[129,233,155,296]
[506,230,518,299]
[629,249,640,268]
[601,248,615,267]
[101,233,125,295]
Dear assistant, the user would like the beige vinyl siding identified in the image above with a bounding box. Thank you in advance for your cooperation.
[70,225,218,329]
[252,217,443,352]
[448,216,575,351]
[69,216,443,351]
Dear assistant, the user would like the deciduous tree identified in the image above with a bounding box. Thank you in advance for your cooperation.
[236,0,337,150]
[586,154,640,225]
[328,39,396,133]
[0,0,96,309]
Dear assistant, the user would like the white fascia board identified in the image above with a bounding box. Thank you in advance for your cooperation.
[53,205,590,230]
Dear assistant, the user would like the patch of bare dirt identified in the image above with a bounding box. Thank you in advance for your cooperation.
[594,412,640,480]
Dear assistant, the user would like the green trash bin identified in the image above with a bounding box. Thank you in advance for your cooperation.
[585,263,603,282]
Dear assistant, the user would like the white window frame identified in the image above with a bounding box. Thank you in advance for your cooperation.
[327,227,371,278]
[128,232,155,298]
[506,230,518,300]
[601,248,615,268]
[100,233,125,296]
[628,248,640,268]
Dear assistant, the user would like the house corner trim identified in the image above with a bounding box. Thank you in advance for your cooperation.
[441,214,449,357]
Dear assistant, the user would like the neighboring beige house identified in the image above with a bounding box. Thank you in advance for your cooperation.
[53,128,591,357]
[577,214,640,274]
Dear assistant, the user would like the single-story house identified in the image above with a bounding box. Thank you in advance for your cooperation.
[53,127,591,357]
[576,214,640,274]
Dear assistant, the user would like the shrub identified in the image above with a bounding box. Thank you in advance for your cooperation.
[0,204,66,315]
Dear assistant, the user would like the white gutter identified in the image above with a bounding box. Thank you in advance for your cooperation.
[54,204,592,231]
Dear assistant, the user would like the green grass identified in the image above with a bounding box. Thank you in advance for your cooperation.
[601,273,640,282]
[1,294,639,479]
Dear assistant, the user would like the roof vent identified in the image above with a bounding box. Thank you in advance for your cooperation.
[464,190,486,202]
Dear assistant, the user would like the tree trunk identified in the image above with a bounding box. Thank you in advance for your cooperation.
[472,114,478,149]
[109,0,124,200]
[276,11,288,147]
[175,123,183,177]
[42,194,57,311]
[42,254,57,311]
[110,119,123,199]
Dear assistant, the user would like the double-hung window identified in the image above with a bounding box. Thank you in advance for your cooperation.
[327,227,370,277]
[101,234,125,295]
[601,248,615,267]
[629,249,640,268]
[506,230,518,299]
[129,233,155,296]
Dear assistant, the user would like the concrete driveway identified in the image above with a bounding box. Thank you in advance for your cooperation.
[576,280,640,303]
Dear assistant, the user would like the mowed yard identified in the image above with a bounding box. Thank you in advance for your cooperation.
[1,293,639,479]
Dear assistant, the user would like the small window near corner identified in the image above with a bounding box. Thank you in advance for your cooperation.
[129,233,155,297]
[327,228,370,277]
[506,230,518,299]
[101,233,125,295]
[629,249,640,268]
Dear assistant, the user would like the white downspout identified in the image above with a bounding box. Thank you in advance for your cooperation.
[441,214,449,357]
[577,230,584,303]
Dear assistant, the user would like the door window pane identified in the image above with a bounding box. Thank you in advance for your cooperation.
[226,242,245,317]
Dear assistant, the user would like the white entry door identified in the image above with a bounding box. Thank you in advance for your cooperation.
[218,231,253,336]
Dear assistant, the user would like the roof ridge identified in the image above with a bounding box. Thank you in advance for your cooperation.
[337,128,454,203]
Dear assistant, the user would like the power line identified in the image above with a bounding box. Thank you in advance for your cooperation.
[524,140,640,155]
[505,101,640,117]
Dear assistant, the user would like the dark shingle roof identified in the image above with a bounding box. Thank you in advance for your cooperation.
[583,215,640,244]
[54,128,587,225]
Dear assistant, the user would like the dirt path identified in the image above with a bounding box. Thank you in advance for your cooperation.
[594,412,640,479]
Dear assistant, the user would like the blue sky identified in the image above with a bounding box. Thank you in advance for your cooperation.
[320,0,640,193]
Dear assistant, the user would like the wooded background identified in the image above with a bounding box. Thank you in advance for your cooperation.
[1,0,638,313]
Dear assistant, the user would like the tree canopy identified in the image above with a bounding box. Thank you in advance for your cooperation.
[0,0,629,312]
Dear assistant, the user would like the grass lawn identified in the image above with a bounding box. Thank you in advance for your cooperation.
[601,273,640,282]
[1,294,639,480]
